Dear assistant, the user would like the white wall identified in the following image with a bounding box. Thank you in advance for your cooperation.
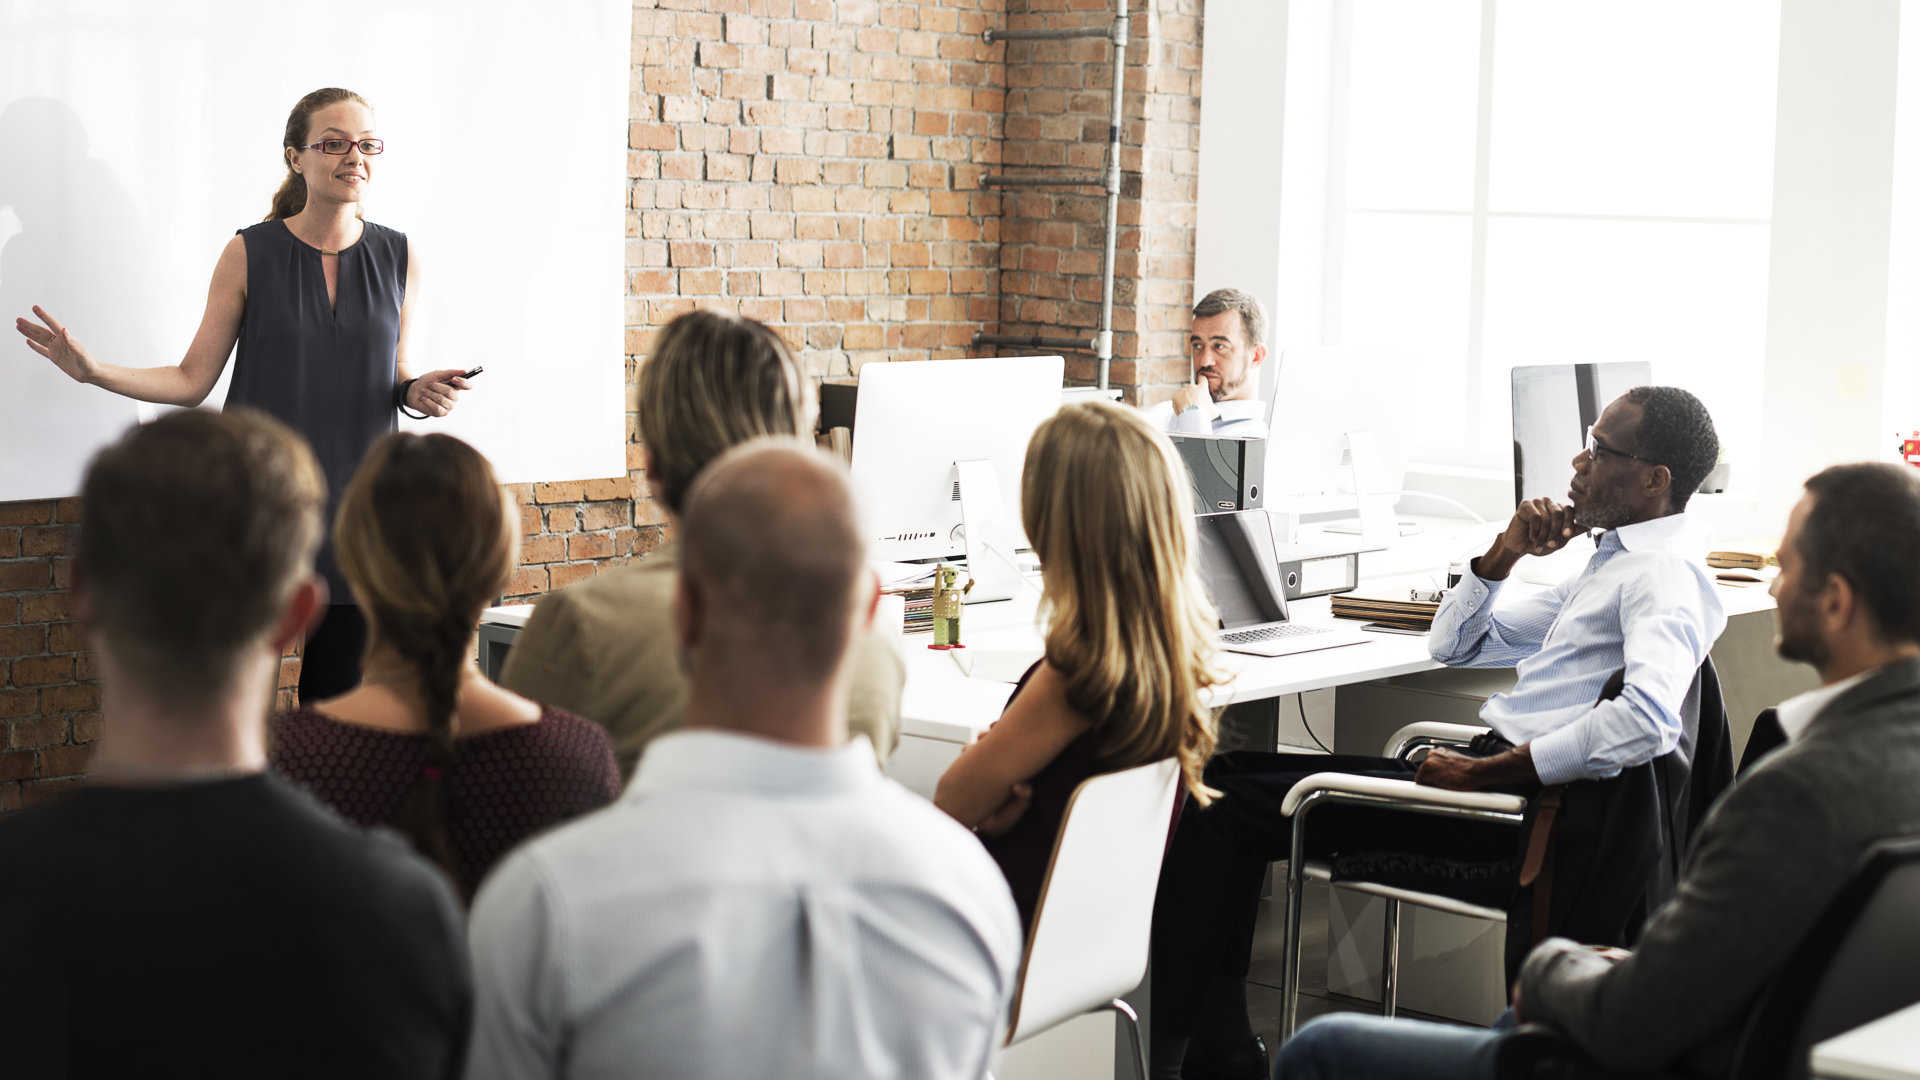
[0,0,629,500]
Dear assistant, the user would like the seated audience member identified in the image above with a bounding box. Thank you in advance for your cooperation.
[0,409,469,1077]
[270,432,620,901]
[500,309,903,778]
[1142,288,1271,438]
[1276,461,1920,1079]
[935,400,1224,930]
[466,441,1022,1080]
[1151,386,1727,1078]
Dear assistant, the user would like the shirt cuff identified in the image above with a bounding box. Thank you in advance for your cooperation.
[1527,722,1591,786]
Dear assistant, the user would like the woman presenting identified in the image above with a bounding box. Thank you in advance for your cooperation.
[13,86,471,702]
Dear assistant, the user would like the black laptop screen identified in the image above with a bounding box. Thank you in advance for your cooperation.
[1194,511,1290,630]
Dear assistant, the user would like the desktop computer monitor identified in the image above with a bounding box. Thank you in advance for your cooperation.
[849,355,1065,565]
[1511,361,1652,505]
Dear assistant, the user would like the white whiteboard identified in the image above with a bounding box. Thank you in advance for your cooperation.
[0,0,629,501]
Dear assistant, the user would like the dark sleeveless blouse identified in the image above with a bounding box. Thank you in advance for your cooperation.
[229,219,405,595]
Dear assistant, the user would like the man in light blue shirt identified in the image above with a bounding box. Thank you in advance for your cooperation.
[1149,387,1726,1080]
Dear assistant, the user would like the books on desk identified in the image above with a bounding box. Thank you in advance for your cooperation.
[1331,589,1441,632]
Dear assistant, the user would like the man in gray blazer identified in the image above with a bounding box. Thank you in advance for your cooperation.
[1273,461,1920,1080]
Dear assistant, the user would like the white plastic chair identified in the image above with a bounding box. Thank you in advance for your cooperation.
[1004,757,1184,1076]
[1278,721,1530,1038]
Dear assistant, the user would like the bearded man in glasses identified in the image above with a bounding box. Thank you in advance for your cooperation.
[1149,387,1728,1080]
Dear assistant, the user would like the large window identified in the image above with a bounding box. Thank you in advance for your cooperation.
[1304,0,1781,483]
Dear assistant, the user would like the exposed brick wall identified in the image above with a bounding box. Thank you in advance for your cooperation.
[991,0,1203,405]
[0,0,1211,813]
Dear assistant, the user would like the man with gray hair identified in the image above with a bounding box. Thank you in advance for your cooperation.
[1145,287,1271,438]
[465,440,1023,1080]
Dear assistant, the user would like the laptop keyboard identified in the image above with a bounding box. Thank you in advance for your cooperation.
[1221,622,1333,645]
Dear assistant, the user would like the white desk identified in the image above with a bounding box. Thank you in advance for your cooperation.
[1813,1001,1920,1080]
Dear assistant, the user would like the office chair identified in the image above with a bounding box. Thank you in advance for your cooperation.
[1004,757,1184,1078]
[1494,835,1920,1080]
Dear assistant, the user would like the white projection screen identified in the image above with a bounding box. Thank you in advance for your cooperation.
[0,0,629,501]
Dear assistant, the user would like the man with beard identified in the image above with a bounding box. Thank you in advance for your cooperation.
[1149,386,1727,1080]
[1144,288,1271,438]
[1269,462,1920,1079]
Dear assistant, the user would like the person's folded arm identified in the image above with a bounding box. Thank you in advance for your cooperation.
[1520,764,1850,1070]
[933,662,1091,831]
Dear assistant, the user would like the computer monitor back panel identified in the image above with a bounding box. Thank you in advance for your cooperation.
[1194,510,1291,629]
[850,356,1065,562]
[1511,361,1652,506]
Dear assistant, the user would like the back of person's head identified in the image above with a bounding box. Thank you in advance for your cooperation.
[333,432,516,886]
[1021,401,1221,803]
[1798,463,1920,646]
[79,408,324,708]
[677,439,869,697]
[636,309,817,516]
[1620,385,1719,512]
[1192,287,1267,348]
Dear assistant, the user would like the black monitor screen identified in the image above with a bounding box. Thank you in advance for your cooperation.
[1194,511,1289,630]
[1511,362,1652,506]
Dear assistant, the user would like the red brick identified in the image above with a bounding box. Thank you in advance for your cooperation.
[39,744,95,777]
[519,535,566,564]
[0,503,53,527]
[54,498,84,523]
[9,717,67,749]
[0,529,18,558]
[19,776,83,808]
[10,656,72,687]
[0,689,35,718]
[567,533,615,560]
[0,750,34,782]
[0,781,15,813]
[581,502,631,532]
[0,597,16,625]
[0,561,51,592]
[583,477,627,501]
[20,594,69,623]
[0,625,46,655]
[506,565,548,598]
[549,562,597,590]
[46,622,86,654]
[41,683,100,714]
[533,481,585,504]
[72,712,103,743]
[20,526,70,557]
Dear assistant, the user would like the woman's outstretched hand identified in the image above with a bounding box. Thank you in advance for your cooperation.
[406,368,474,418]
[15,306,102,385]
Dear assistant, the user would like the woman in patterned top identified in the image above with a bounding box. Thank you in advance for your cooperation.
[271,432,619,900]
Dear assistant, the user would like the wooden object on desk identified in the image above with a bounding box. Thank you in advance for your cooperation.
[1331,589,1441,632]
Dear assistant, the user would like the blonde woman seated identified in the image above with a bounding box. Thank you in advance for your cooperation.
[499,310,903,779]
[271,433,621,901]
[934,401,1222,929]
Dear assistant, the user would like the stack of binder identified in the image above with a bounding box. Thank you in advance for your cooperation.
[1330,589,1442,632]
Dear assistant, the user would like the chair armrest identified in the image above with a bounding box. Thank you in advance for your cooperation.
[1383,721,1492,761]
[1279,772,1529,817]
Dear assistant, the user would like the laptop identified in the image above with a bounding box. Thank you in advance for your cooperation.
[1195,510,1370,658]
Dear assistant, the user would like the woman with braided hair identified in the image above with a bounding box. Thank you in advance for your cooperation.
[269,432,619,900]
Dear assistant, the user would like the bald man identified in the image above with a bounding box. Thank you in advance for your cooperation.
[465,441,1023,1080]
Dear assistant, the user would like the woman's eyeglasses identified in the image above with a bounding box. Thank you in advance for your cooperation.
[298,138,385,156]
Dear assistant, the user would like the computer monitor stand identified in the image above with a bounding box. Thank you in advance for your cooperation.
[953,458,1024,604]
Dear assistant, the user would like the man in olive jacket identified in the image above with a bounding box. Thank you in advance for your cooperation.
[1274,461,1920,1080]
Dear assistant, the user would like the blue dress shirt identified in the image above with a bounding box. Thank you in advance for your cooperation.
[1427,513,1727,786]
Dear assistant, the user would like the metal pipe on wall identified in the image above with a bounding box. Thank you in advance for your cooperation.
[975,0,1130,391]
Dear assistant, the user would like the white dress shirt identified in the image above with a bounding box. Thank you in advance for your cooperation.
[1143,396,1268,439]
[1427,513,1727,786]
[1774,669,1873,742]
[465,730,1023,1080]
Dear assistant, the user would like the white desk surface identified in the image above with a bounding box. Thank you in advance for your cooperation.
[898,520,1780,745]
[1813,1001,1920,1080]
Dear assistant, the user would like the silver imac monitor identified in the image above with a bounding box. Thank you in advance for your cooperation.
[1510,361,1653,506]
[849,355,1065,565]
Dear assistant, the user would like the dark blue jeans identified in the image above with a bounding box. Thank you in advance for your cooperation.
[1273,1010,1518,1080]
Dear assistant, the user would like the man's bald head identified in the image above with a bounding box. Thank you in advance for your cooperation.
[677,439,873,682]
